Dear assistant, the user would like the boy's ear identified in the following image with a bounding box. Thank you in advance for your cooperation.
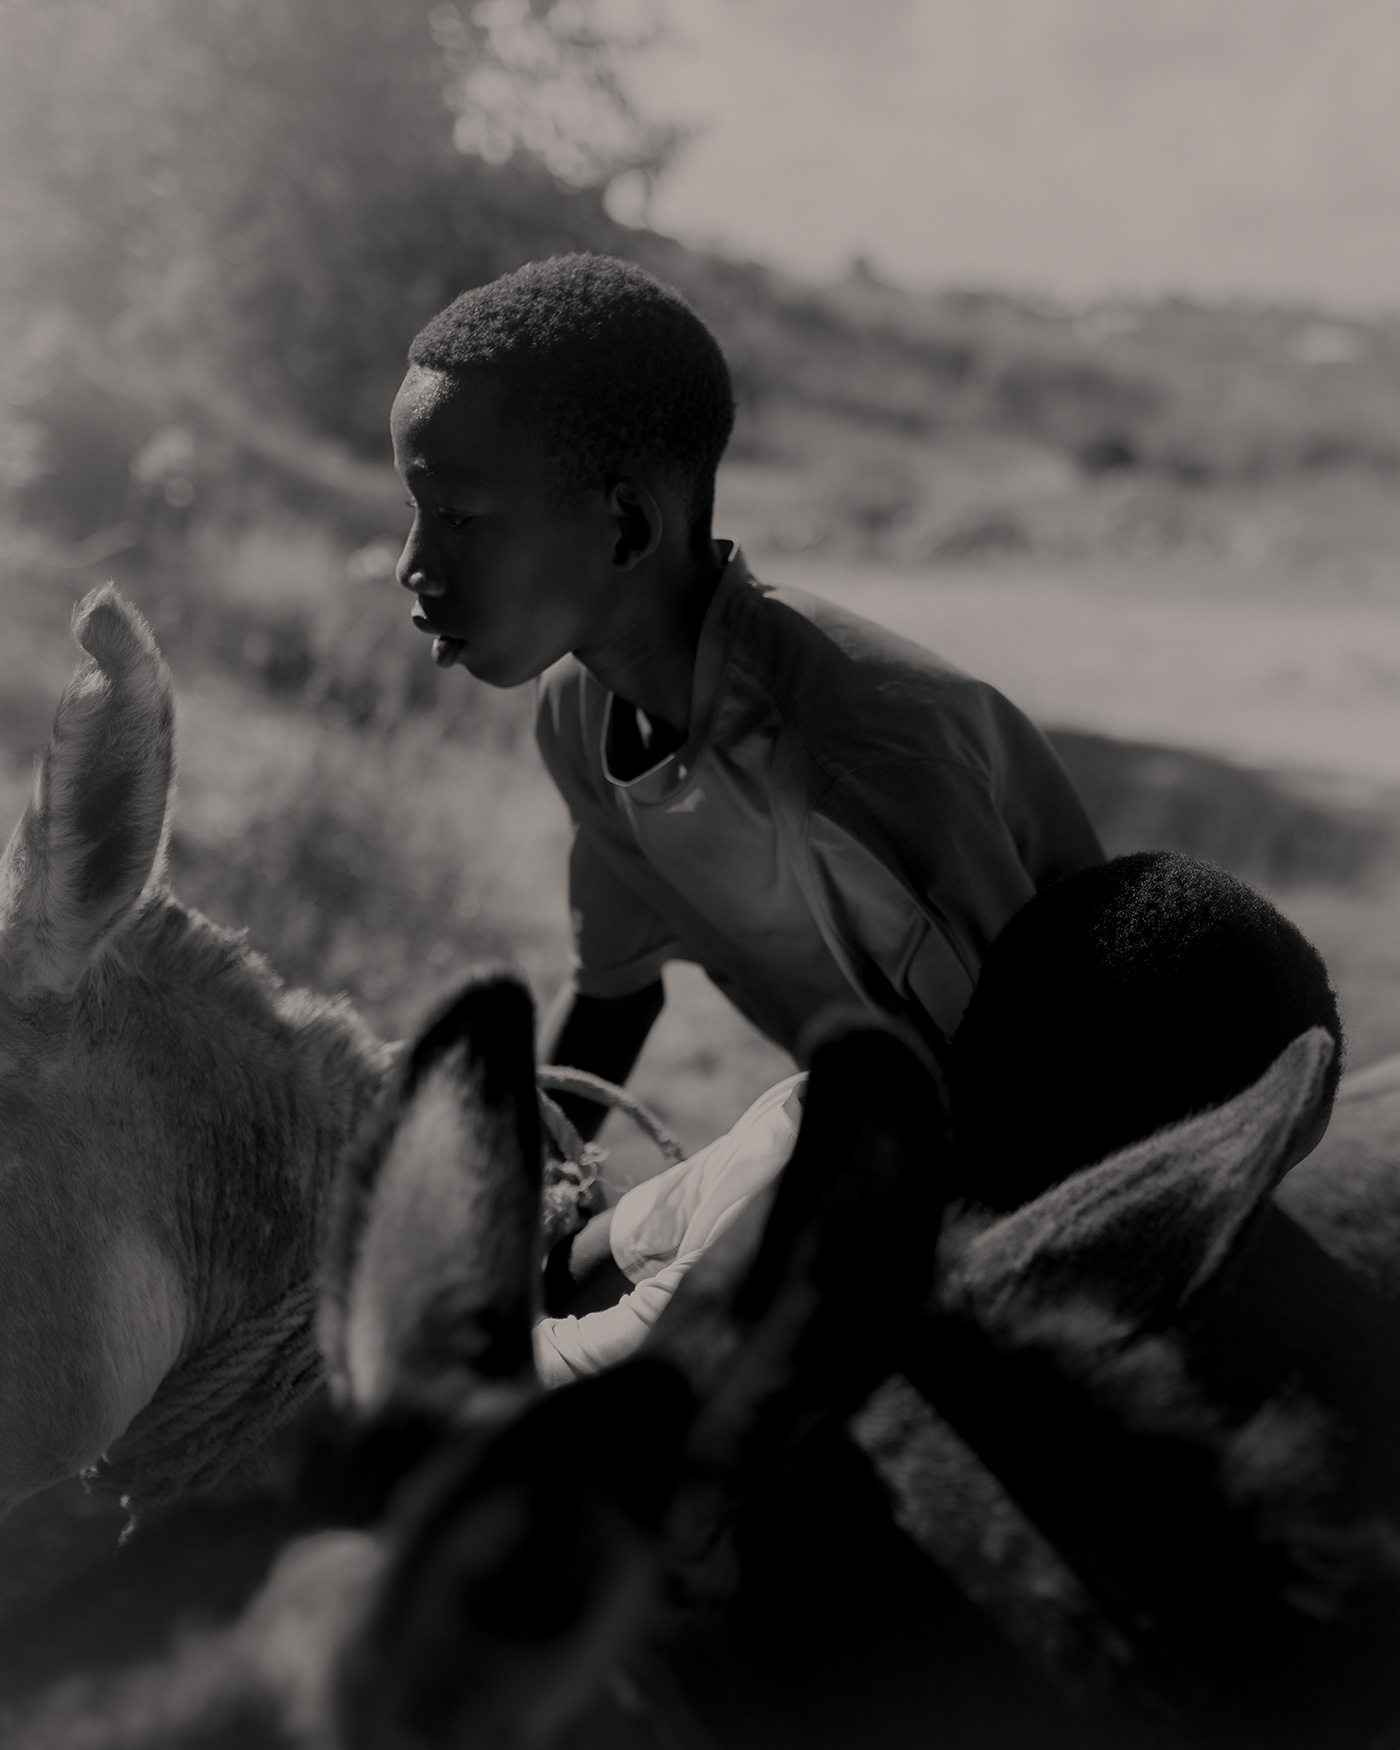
[607,480,663,570]
[0,585,175,1000]
[944,1027,1336,1338]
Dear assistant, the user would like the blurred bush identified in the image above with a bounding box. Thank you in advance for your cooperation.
[0,0,694,581]
[0,0,670,454]
[166,701,572,1040]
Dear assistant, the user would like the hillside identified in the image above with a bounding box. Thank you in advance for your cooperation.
[12,214,1400,590]
[643,240,1400,577]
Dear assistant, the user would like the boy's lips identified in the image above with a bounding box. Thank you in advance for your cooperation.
[410,602,467,668]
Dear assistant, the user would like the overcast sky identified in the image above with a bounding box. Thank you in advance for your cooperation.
[622,0,1400,310]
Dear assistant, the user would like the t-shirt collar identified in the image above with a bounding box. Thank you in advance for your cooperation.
[600,541,753,803]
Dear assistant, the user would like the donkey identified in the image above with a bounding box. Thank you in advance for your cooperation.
[0,585,392,1515]
[321,1005,1400,1748]
[1275,1046,1400,1300]
[311,982,1115,1750]
[16,990,1396,1748]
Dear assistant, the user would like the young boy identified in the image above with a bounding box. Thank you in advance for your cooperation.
[391,253,1103,1133]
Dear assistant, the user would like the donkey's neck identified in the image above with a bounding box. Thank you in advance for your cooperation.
[87,893,393,1362]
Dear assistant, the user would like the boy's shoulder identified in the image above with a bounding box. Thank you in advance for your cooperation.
[726,565,1024,780]
[736,570,967,691]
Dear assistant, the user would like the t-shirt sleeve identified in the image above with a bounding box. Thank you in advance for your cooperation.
[805,808,979,1040]
[806,745,1102,1041]
[567,828,680,998]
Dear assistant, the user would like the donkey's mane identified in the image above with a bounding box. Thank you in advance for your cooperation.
[77,886,392,1338]
[105,888,372,1046]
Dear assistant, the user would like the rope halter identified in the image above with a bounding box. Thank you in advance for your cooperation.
[85,1071,683,1524]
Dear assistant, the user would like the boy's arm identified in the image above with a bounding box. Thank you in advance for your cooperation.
[534,665,677,1135]
[541,979,666,1141]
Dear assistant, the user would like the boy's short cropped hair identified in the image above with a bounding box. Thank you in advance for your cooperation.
[950,850,1344,1210]
[409,254,734,548]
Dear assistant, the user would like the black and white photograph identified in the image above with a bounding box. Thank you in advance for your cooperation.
[1,2,1398,1744]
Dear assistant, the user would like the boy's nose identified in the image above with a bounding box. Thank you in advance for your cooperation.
[396,550,445,597]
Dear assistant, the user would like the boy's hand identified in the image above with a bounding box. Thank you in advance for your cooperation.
[432,635,466,669]
[541,981,666,1142]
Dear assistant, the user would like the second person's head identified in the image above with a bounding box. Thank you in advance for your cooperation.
[950,851,1344,1210]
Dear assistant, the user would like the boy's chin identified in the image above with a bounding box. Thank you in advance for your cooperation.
[447,641,544,689]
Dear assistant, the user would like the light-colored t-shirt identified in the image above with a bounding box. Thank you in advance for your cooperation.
[536,546,1103,1055]
[533,1074,804,1389]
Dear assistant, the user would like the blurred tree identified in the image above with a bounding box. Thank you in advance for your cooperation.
[0,0,676,456]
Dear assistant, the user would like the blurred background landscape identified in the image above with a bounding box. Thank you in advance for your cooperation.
[3,0,1400,1176]
[3,0,1400,1729]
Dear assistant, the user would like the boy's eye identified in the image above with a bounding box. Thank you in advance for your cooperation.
[437,510,472,530]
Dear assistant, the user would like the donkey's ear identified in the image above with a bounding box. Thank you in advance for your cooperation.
[662,1017,950,1512]
[0,586,175,999]
[948,1027,1335,1336]
[322,975,543,1422]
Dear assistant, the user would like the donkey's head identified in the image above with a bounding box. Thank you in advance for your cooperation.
[0,588,386,1511]
[327,1007,962,1749]
[314,972,683,1746]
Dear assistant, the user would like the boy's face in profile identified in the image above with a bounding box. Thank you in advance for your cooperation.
[390,365,614,687]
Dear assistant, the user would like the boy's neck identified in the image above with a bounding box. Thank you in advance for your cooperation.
[575,540,726,742]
